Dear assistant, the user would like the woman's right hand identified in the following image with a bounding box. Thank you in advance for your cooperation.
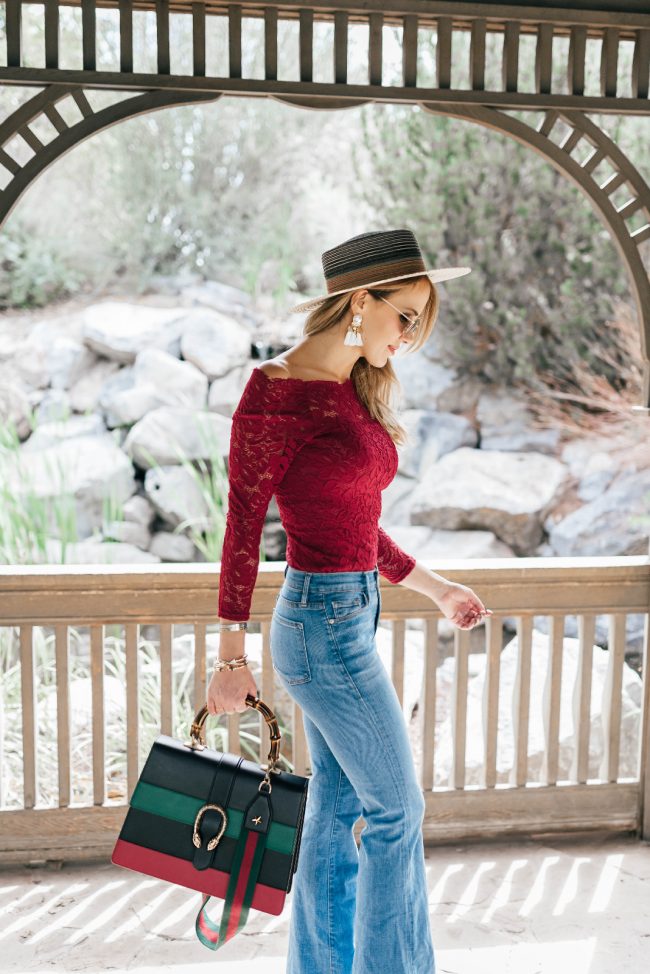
[206,660,259,716]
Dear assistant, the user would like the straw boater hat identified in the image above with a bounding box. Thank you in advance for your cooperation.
[287,228,471,314]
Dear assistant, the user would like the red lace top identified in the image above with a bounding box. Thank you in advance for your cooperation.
[217,366,416,621]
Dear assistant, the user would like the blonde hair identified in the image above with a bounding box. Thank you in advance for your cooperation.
[301,275,440,446]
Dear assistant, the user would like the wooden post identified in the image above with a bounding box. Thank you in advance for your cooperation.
[640,536,650,840]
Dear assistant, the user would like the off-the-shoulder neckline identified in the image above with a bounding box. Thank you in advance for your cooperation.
[253,366,352,387]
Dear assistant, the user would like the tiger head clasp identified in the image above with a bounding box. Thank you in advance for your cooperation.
[192,803,228,851]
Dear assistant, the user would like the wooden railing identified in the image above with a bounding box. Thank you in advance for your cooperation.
[0,555,648,863]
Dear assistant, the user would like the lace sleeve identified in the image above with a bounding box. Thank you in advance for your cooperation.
[217,372,317,621]
[377,525,416,584]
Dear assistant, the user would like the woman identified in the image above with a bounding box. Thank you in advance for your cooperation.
[208,228,492,974]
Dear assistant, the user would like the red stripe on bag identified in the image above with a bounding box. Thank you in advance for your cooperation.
[111,838,286,915]
[226,830,260,939]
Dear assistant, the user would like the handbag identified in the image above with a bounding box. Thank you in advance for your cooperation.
[111,693,309,951]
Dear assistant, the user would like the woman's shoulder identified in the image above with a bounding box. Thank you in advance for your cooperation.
[255,360,293,381]
[236,359,315,418]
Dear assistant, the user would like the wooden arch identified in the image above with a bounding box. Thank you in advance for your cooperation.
[1,0,649,405]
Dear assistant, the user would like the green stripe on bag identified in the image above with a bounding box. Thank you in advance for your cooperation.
[131,780,297,856]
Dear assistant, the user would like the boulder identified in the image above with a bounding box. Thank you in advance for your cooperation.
[98,366,135,427]
[183,280,254,312]
[398,409,477,478]
[546,468,650,556]
[81,301,187,363]
[123,407,231,468]
[180,310,251,379]
[409,447,569,554]
[0,380,32,440]
[9,337,50,389]
[22,413,106,452]
[68,357,121,414]
[149,531,197,561]
[144,465,210,529]
[103,520,152,550]
[35,390,72,424]
[5,435,137,538]
[377,523,515,560]
[476,388,561,454]
[122,493,156,528]
[101,348,208,425]
[208,363,257,415]
[47,338,97,390]
[44,538,160,564]
[393,354,483,413]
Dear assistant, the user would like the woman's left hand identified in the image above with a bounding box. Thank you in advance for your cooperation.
[436,581,493,630]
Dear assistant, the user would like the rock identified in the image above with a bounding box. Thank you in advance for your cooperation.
[144,465,210,529]
[381,471,418,525]
[101,348,209,425]
[122,494,156,528]
[124,407,230,469]
[9,337,50,389]
[398,409,477,478]
[377,524,515,560]
[546,468,650,556]
[432,628,642,786]
[98,366,135,427]
[44,538,160,564]
[183,280,254,312]
[5,435,137,538]
[561,435,618,476]
[68,357,121,414]
[410,447,569,554]
[101,385,161,427]
[180,310,251,379]
[81,301,187,363]
[149,531,196,561]
[47,338,97,390]
[476,388,561,454]
[22,413,106,452]
[103,520,152,549]
[148,270,203,294]
[208,363,257,415]
[35,390,72,424]
[0,381,32,440]
[575,452,617,501]
[393,353,483,413]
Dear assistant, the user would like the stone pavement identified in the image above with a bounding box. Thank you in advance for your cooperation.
[2,832,648,974]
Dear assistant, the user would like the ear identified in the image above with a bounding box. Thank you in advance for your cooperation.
[349,288,369,315]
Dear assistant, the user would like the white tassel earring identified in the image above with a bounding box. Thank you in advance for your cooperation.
[344,313,364,346]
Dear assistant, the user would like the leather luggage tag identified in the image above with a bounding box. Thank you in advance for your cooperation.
[244,792,272,834]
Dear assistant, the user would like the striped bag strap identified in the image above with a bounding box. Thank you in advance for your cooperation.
[195,821,269,950]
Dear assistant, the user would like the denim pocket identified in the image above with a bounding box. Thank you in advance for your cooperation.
[329,590,370,623]
[270,613,312,685]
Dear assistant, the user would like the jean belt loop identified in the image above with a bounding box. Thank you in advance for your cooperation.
[283,564,288,578]
[301,573,311,606]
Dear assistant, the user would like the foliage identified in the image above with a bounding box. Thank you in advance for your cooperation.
[353,102,645,399]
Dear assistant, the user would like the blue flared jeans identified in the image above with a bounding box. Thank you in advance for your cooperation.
[270,564,436,974]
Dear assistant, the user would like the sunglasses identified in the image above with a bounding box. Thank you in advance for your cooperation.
[373,294,422,338]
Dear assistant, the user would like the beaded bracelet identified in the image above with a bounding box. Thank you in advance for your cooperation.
[213,654,248,673]
[217,621,248,632]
